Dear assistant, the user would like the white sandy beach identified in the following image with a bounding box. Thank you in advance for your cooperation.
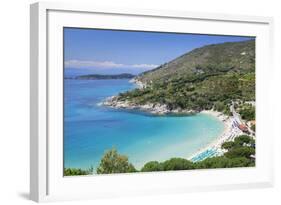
[188,110,244,161]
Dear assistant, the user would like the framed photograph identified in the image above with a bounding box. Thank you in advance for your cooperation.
[30,2,274,202]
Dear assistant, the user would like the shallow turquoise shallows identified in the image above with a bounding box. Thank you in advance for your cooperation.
[64,79,224,170]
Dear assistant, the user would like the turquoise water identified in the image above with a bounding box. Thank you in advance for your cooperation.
[64,79,224,170]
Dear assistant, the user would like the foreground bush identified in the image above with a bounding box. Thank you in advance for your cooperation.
[224,146,255,159]
[141,161,163,172]
[96,148,136,174]
[162,158,194,171]
[233,135,255,147]
[222,135,255,159]
[64,168,92,176]
[195,156,253,169]
[141,158,194,172]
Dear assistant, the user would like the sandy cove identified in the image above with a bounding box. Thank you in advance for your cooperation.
[101,78,244,161]
[102,97,244,156]
[102,96,244,161]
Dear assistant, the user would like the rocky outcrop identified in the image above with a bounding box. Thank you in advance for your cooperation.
[129,78,147,89]
[102,96,195,115]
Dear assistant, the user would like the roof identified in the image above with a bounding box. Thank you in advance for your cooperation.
[238,124,248,131]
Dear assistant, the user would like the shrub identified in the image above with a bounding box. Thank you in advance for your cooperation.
[64,168,91,176]
[221,141,236,150]
[195,156,253,169]
[162,158,194,171]
[251,124,255,132]
[214,101,226,112]
[228,157,253,167]
[224,146,255,159]
[141,161,163,172]
[96,148,136,174]
[234,135,254,146]
[239,105,255,121]
[195,156,232,169]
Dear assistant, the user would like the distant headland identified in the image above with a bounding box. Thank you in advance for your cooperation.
[65,73,135,80]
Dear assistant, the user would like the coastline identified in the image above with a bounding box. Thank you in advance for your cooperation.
[129,78,147,89]
[102,96,196,115]
[188,110,243,162]
[101,78,244,162]
[102,95,243,161]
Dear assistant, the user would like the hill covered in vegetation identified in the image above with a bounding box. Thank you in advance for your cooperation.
[106,40,255,114]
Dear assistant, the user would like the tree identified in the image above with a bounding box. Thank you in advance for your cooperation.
[234,135,254,146]
[214,101,225,112]
[251,124,255,132]
[224,146,255,159]
[239,105,255,121]
[228,157,253,167]
[64,168,91,176]
[195,156,253,169]
[221,141,235,150]
[141,161,163,172]
[222,135,254,151]
[162,158,194,171]
[96,148,136,174]
[195,156,232,169]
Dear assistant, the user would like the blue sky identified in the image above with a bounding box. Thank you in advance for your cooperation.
[64,28,253,74]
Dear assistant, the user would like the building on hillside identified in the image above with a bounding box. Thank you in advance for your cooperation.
[238,124,249,134]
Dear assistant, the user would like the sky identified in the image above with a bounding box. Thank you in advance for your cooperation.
[64,28,254,75]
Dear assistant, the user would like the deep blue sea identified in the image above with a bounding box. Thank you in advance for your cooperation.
[64,79,224,170]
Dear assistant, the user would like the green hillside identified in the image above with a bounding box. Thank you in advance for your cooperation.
[116,40,255,113]
[138,40,255,83]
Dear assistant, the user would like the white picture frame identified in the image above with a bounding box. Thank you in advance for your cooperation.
[30,2,274,202]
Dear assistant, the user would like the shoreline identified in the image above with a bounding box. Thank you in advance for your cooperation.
[102,78,194,115]
[102,96,196,115]
[102,95,243,161]
[188,110,243,162]
[100,79,245,162]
